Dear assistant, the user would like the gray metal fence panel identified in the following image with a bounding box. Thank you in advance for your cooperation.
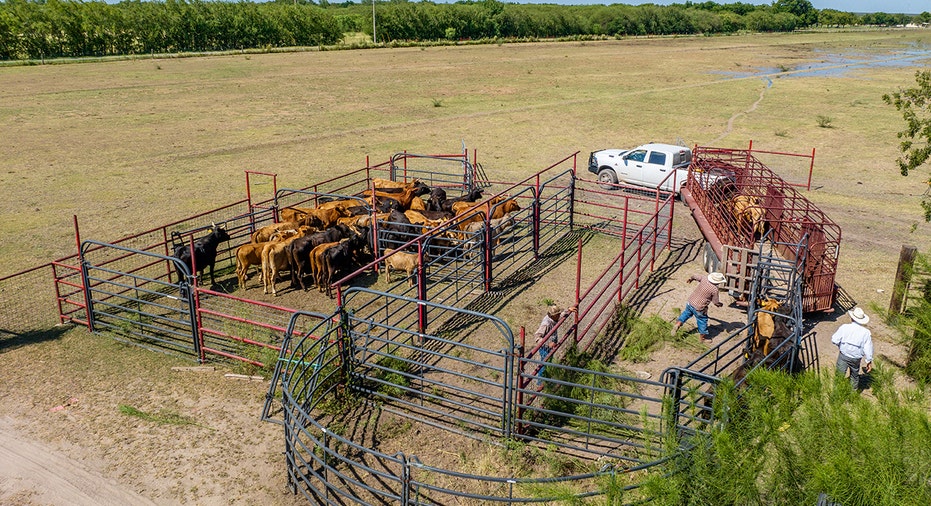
[81,240,198,358]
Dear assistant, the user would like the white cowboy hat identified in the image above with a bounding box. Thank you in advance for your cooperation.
[848,307,869,325]
[707,272,726,285]
[547,305,562,319]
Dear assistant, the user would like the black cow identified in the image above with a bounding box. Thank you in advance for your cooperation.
[378,209,419,252]
[440,188,484,213]
[343,198,402,217]
[288,223,352,290]
[321,230,370,298]
[412,209,455,221]
[172,223,231,285]
[426,188,447,212]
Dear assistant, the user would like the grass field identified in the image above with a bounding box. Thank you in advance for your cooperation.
[2,30,930,311]
[1,29,931,504]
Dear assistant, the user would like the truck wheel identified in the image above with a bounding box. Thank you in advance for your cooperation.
[597,168,618,190]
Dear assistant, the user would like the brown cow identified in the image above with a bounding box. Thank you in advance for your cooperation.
[300,207,345,229]
[309,240,343,293]
[316,199,362,211]
[369,184,431,211]
[451,195,519,220]
[454,196,521,235]
[409,196,427,211]
[383,248,423,287]
[280,207,313,223]
[235,229,299,289]
[731,195,765,239]
[261,232,306,295]
[463,214,516,246]
[251,221,304,244]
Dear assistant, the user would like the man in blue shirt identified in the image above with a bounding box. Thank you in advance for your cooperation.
[831,306,874,390]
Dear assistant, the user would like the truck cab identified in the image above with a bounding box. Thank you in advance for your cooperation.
[588,143,692,194]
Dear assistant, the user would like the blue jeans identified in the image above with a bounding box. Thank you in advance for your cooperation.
[539,344,552,362]
[537,344,552,384]
[677,303,709,335]
[836,352,862,389]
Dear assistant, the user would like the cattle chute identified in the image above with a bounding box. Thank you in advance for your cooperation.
[682,145,840,312]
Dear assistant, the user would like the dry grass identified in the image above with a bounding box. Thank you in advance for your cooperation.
[2,28,931,504]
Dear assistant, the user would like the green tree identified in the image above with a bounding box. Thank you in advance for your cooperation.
[883,70,931,221]
[818,9,859,26]
[773,0,816,26]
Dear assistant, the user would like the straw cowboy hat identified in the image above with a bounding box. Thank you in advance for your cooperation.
[848,307,869,325]
[547,305,563,320]
[707,272,726,285]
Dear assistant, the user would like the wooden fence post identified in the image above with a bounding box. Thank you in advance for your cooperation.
[889,245,917,314]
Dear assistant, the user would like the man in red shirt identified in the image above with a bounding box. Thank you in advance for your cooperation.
[671,272,726,342]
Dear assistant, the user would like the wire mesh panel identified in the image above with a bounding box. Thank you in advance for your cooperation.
[560,178,676,355]
[661,367,718,436]
[421,226,485,306]
[389,152,477,195]
[0,264,70,334]
[343,288,515,438]
[275,188,372,218]
[406,462,615,505]
[265,312,412,504]
[485,186,545,287]
[268,300,676,505]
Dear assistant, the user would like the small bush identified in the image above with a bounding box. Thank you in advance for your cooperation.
[816,114,834,128]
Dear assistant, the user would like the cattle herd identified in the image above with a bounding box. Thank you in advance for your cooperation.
[172,179,523,297]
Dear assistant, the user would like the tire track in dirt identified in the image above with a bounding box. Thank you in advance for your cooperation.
[0,417,155,505]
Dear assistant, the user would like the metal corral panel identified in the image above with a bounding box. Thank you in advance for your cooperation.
[685,147,841,312]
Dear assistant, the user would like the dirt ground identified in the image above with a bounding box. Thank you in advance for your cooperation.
[2,31,929,504]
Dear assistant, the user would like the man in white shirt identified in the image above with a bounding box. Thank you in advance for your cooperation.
[831,307,874,390]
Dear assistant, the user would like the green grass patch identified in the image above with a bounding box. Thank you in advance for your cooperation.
[118,404,201,427]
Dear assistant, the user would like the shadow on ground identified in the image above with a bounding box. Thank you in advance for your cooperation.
[0,325,72,354]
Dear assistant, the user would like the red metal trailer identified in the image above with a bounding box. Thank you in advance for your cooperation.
[681,146,841,313]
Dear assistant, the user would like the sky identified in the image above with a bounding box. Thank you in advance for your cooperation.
[440,1,927,15]
[620,1,925,14]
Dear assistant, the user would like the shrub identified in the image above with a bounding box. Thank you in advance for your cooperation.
[641,369,931,504]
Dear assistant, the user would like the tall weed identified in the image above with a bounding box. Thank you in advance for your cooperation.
[642,369,931,505]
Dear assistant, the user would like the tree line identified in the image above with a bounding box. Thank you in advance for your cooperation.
[1,0,928,61]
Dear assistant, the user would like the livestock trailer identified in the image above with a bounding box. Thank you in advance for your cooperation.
[681,146,840,313]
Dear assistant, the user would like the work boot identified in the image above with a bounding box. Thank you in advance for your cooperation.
[700,334,712,343]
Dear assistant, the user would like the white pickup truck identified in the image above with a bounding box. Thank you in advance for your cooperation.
[588,143,693,193]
